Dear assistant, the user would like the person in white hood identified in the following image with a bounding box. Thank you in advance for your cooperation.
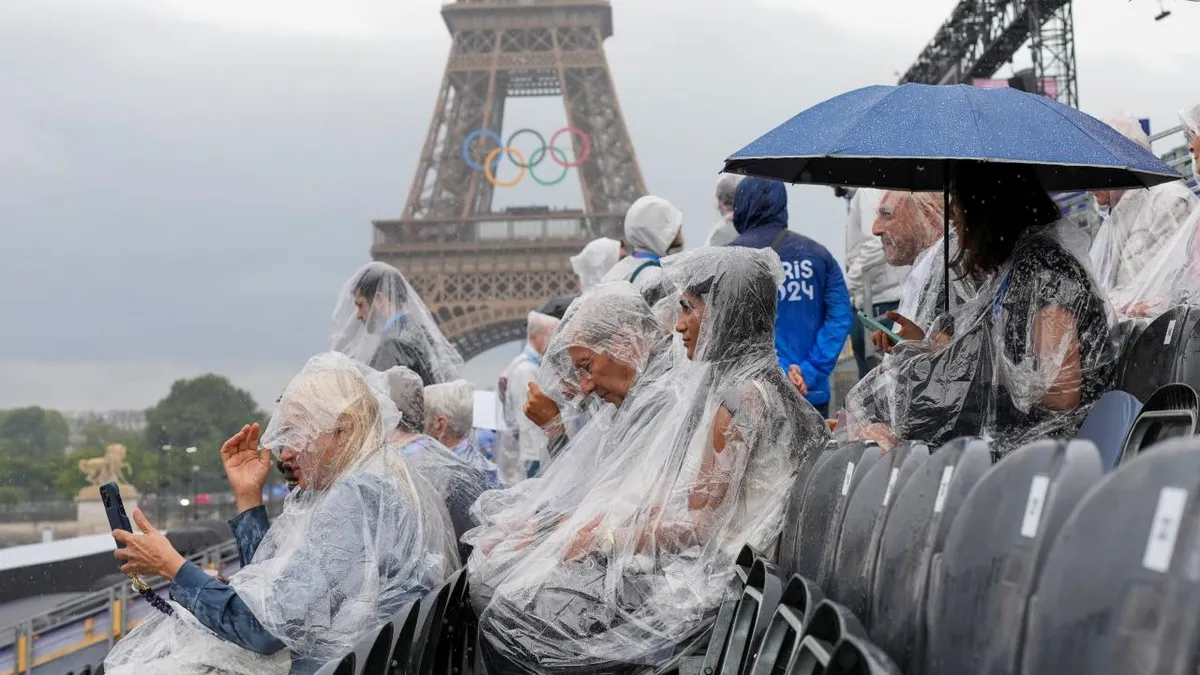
[1090,115,1198,311]
[601,195,684,300]
[706,173,744,246]
[570,237,623,292]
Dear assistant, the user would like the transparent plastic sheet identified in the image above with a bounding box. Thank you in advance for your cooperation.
[424,379,504,486]
[466,283,680,611]
[363,365,491,562]
[839,222,1117,456]
[477,248,828,674]
[899,231,978,333]
[1094,184,1200,319]
[104,353,452,675]
[571,238,623,292]
[496,313,562,483]
[330,261,464,384]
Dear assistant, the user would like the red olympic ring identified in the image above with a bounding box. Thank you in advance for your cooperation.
[549,127,591,168]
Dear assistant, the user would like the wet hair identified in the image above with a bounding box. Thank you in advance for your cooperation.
[950,161,1061,281]
[353,265,409,305]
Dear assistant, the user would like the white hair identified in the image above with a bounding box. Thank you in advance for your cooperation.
[423,379,475,438]
[526,311,560,342]
[1104,114,1152,152]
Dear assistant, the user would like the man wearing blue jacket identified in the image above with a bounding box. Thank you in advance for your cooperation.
[728,177,853,417]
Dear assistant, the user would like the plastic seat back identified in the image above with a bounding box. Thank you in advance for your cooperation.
[1077,391,1143,472]
[780,443,837,577]
[829,442,930,622]
[924,439,1103,675]
[698,546,766,672]
[749,574,826,675]
[795,442,878,583]
[790,600,870,675]
[1120,306,1197,402]
[362,621,395,675]
[385,601,420,675]
[869,437,992,675]
[718,559,784,675]
[816,444,884,591]
[826,635,903,675]
[1023,438,1200,675]
[1119,384,1200,466]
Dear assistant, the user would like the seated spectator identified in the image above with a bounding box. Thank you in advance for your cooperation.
[103,353,452,675]
[379,365,492,562]
[867,191,977,351]
[465,282,679,610]
[331,262,464,384]
[1089,116,1198,316]
[477,248,827,674]
[424,379,503,489]
[840,162,1116,455]
[843,186,907,378]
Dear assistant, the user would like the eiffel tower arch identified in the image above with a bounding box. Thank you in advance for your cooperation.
[371,0,647,362]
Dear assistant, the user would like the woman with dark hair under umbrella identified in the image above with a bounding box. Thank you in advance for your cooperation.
[840,161,1117,454]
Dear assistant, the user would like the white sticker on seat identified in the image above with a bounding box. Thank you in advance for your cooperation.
[1020,475,1050,538]
[1143,487,1188,573]
[933,466,954,514]
[840,462,856,496]
[882,468,900,507]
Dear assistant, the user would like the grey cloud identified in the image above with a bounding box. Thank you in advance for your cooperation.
[0,0,1187,410]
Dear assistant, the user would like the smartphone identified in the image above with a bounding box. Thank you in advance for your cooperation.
[99,481,133,546]
[858,310,903,345]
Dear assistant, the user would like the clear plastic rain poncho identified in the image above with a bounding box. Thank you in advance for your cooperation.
[571,238,623,292]
[330,261,464,384]
[602,196,684,299]
[466,282,680,610]
[104,353,452,675]
[477,248,828,674]
[840,220,1116,455]
[1089,116,1200,317]
[366,364,490,562]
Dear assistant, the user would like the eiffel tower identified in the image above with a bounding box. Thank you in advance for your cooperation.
[371,0,647,361]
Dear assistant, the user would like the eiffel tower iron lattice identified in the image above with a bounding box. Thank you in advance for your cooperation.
[371,0,647,362]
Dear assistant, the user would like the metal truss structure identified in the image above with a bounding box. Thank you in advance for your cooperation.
[900,0,1079,108]
[372,0,647,361]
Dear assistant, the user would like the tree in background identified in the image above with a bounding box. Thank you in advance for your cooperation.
[144,375,267,498]
[0,407,73,502]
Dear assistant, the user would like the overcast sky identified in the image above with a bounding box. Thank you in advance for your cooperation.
[0,0,1193,411]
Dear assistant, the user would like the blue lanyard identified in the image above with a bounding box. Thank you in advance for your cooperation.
[523,347,542,367]
[992,271,1012,321]
[632,250,661,264]
[383,311,408,333]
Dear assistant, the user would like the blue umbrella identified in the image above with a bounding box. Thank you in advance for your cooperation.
[723,83,1181,191]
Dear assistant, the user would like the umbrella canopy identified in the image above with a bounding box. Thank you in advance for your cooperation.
[723,84,1182,192]
[537,294,577,320]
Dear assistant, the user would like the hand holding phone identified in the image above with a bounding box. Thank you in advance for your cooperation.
[99,481,133,546]
[858,310,902,345]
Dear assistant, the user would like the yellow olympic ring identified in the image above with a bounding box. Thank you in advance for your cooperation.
[484,146,527,188]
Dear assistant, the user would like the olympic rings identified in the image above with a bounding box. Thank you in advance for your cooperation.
[505,129,546,168]
[460,127,592,187]
[528,146,570,186]
[484,146,526,188]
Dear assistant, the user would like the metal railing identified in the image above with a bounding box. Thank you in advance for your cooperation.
[0,539,242,675]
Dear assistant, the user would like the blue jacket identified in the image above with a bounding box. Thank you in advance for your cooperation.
[728,178,853,406]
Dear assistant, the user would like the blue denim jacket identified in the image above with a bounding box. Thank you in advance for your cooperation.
[169,506,287,656]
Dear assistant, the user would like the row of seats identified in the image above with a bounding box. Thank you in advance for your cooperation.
[707,432,1200,675]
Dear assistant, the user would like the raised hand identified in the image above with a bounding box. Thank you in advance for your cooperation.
[220,423,271,507]
[524,382,562,429]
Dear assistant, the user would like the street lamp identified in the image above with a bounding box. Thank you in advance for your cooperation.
[190,464,200,521]
[179,498,190,507]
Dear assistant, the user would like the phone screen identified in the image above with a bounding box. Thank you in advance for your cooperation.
[858,311,902,344]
